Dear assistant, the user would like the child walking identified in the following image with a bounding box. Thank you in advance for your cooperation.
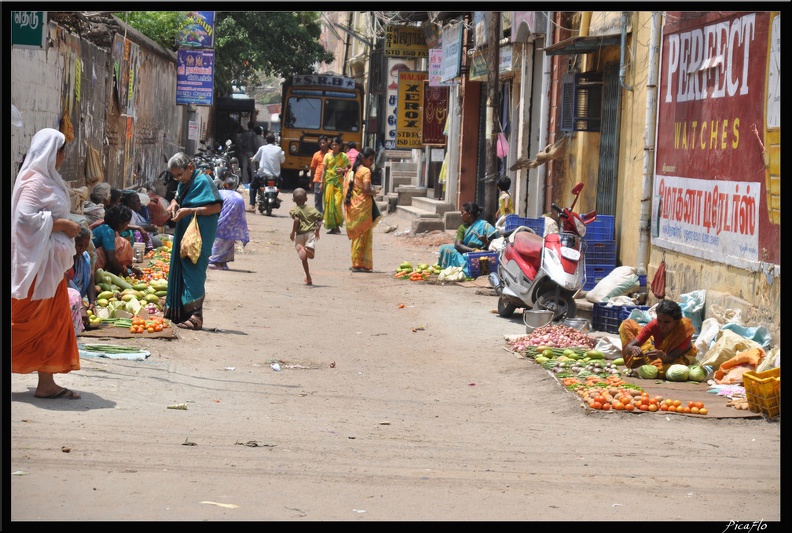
[289,188,324,285]
[496,175,514,218]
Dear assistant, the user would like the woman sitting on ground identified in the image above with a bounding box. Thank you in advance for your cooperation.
[91,204,140,277]
[619,299,698,377]
[438,202,497,277]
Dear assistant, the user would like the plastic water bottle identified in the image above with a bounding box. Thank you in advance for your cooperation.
[637,263,648,305]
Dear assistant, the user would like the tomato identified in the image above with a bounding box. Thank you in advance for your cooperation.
[639,404,649,411]
[154,324,163,332]
[147,327,155,333]
[660,404,668,411]
[624,403,635,411]
[691,407,700,414]
[612,401,624,410]
[601,403,611,411]
[648,404,658,412]
[688,401,696,408]
[672,400,682,407]
[591,401,603,410]
[594,395,606,404]
[667,405,676,412]
[129,326,136,333]
[648,398,658,405]
[694,401,704,409]
[664,399,673,406]
[699,408,708,415]
[682,406,691,413]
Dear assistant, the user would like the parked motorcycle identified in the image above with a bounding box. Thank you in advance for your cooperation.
[488,182,597,322]
[256,171,282,216]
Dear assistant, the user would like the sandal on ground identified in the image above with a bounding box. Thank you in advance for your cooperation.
[35,387,81,400]
[176,316,203,330]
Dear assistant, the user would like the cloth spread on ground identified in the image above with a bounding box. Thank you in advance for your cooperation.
[79,343,151,360]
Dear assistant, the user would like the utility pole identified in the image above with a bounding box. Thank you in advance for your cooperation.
[484,12,500,222]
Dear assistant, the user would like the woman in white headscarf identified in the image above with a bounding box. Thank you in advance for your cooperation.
[11,128,83,400]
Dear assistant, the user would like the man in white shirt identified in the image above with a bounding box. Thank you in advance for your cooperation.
[249,133,285,211]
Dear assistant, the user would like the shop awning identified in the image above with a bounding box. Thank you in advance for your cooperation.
[541,34,623,56]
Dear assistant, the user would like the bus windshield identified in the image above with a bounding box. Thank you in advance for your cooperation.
[284,97,321,129]
[323,99,360,132]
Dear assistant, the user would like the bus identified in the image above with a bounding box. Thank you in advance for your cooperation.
[279,74,364,188]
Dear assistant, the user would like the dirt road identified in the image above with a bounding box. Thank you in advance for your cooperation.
[9,190,781,523]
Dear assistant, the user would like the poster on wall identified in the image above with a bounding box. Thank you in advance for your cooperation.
[178,11,215,48]
[384,58,416,150]
[653,11,780,270]
[176,49,214,106]
[396,71,428,149]
[126,41,140,117]
[112,34,129,112]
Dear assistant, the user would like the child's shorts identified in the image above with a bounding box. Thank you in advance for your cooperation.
[294,231,317,252]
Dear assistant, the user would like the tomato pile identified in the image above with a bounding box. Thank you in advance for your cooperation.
[129,316,169,334]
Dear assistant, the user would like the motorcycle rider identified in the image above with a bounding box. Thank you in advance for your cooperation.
[249,133,285,212]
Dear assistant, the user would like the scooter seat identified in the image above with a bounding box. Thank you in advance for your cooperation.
[513,230,543,261]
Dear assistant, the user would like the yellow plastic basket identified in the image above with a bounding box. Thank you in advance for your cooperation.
[743,367,780,419]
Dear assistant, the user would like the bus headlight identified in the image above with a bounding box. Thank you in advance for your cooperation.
[289,143,298,154]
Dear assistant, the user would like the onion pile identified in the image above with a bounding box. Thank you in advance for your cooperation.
[509,324,596,350]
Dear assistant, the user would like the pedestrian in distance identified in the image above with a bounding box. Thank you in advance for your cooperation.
[310,135,329,214]
[345,140,359,169]
[496,175,514,219]
[289,188,323,286]
[11,128,83,400]
[321,136,350,234]
[208,183,250,271]
[239,121,258,185]
[164,152,223,330]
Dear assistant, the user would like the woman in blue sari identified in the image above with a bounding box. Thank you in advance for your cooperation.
[438,202,497,277]
[164,152,223,330]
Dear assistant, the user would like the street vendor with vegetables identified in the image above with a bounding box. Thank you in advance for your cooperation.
[619,299,697,376]
[438,202,497,276]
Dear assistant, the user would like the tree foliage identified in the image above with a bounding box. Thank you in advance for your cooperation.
[117,11,334,97]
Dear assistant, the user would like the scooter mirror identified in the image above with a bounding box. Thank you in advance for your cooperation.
[572,182,584,195]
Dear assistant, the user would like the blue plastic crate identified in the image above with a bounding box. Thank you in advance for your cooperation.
[504,215,545,235]
[584,240,617,265]
[620,305,652,322]
[466,251,498,278]
[585,215,615,241]
[592,303,623,334]
[582,263,616,291]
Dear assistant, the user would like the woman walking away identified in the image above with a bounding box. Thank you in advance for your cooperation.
[438,202,497,277]
[11,128,83,400]
[343,147,381,272]
[164,152,223,330]
[321,136,350,234]
[209,183,250,270]
[619,299,697,378]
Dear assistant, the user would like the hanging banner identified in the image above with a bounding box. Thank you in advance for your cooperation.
[440,23,463,82]
[653,11,779,269]
[422,83,448,146]
[178,11,215,48]
[112,34,129,112]
[429,48,453,87]
[176,49,214,106]
[384,58,416,150]
[385,24,428,58]
[126,41,141,117]
[396,70,428,149]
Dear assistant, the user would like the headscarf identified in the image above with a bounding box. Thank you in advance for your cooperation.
[11,128,76,300]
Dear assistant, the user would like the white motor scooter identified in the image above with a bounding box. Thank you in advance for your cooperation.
[488,182,597,321]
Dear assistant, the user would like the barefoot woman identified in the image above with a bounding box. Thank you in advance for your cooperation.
[11,128,83,399]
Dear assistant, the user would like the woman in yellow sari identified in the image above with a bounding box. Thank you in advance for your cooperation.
[619,299,697,377]
[343,147,381,272]
[321,136,350,234]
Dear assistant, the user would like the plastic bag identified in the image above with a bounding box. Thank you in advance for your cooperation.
[708,304,743,325]
[585,266,639,304]
[180,214,202,264]
[699,329,763,370]
[721,323,773,349]
[679,289,706,334]
[593,336,622,360]
[694,317,721,360]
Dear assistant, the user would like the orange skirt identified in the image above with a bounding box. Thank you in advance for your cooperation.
[12,277,80,374]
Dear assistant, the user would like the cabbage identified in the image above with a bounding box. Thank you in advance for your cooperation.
[687,365,707,382]
[666,364,690,381]
[637,365,659,379]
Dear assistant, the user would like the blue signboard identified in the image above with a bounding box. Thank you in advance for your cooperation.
[178,11,215,48]
[176,49,214,106]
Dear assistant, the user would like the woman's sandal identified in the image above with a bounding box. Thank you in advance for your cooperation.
[176,316,203,330]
